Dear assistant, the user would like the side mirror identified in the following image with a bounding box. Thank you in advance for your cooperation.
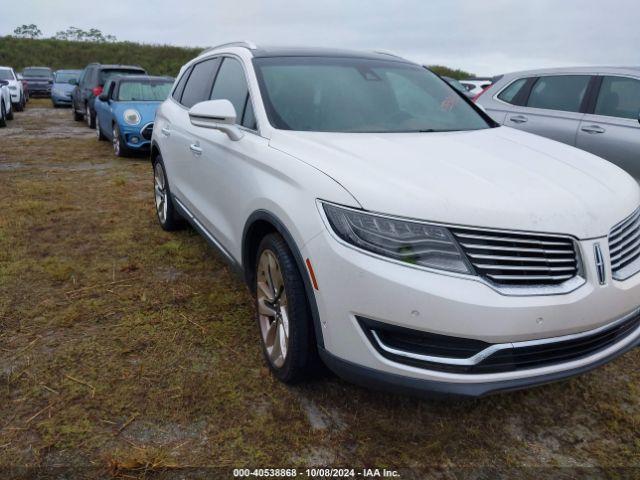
[68,78,78,85]
[188,99,243,141]
[98,92,110,102]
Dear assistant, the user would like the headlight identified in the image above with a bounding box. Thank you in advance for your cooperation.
[123,109,141,126]
[322,202,472,274]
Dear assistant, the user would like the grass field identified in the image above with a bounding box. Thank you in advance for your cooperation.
[0,99,639,479]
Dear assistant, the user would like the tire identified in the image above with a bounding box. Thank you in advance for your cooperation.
[73,106,83,121]
[152,154,184,231]
[96,122,107,141]
[6,103,13,121]
[14,95,24,112]
[85,104,95,128]
[0,102,6,128]
[112,124,130,157]
[255,233,317,384]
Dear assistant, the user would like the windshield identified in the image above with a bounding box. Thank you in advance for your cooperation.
[117,80,173,101]
[54,71,80,83]
[0,69,14,80]
[23,68,52,78]
[99,69,145,85]
[253,57,491,133]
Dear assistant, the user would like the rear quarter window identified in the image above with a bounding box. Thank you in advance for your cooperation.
[595,76,640,120]
[497,78,528,104]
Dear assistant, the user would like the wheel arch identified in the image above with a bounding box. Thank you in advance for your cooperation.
[242,210,325,348]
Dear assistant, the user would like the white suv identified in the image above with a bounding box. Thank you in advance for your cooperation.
[0,66,25,111]
[152,42,640,397]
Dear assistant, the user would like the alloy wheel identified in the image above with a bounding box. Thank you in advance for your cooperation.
[96,123,101,140]
[85,105,91,127]
[154,162,168,224]
[112,127,120,156]
[257,250,289,368]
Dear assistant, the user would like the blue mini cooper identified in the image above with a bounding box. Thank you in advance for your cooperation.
[94,75,174,157]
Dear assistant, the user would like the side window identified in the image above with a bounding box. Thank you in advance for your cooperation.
[497,78,527,104]
[594,76,640,120]
[527,75,590,113]
[107,81,117,99]
[210,58,249,125]
[172,66,191,102]
[180,58,220,109]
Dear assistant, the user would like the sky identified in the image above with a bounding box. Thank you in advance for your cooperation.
[2,0,639,76]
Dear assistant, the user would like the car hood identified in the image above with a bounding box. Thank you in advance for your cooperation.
[269,126,640,239]
[52,82,74,94]
[112,101,161,125]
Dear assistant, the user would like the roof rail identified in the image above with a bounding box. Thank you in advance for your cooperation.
[373,50,405,60]
[200,41,258,55]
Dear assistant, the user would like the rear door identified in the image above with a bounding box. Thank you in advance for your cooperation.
[576,75,640,179]
[504,74,591,146]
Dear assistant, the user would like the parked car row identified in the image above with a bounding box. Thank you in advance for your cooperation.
[0,65,28,127]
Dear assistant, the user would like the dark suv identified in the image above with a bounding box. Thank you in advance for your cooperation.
[71,63,147,128]
[21,67,53,97]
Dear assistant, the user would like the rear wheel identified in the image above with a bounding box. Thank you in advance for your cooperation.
[96,122,106,141]
[0,102,6,127]
[255,233,317,383]
[14,95,24,112]
[152,154,184,231]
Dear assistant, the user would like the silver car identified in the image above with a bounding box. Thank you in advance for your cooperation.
[477,67,640,179]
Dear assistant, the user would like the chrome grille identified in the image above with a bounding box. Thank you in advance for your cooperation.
[141,122,154,140]
[451,228,579,286]
[609,208,640,281]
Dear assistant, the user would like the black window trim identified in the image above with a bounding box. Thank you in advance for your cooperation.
[169,53,261,135]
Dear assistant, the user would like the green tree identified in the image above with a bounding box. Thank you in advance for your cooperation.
[13,24,42,39]
[428,65,476,80]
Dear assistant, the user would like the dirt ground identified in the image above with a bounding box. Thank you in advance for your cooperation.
[0,99,639,479]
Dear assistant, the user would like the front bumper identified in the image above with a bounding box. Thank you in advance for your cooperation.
[28,84,51,96]
[304,227,640,396]
[51,93,72,104]
[120,122,153,150]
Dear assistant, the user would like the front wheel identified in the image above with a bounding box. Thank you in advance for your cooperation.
[255,233,317,383]
[112,125,130,157]
[6,103,13,120]
[96,122,106,141]
[0,102,6,127]
[85,104,95,128]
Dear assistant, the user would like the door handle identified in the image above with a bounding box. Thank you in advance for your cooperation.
[189,143,203,156]
[161,127,171,137]
[509,115,528,124]
[581,125,605,134]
